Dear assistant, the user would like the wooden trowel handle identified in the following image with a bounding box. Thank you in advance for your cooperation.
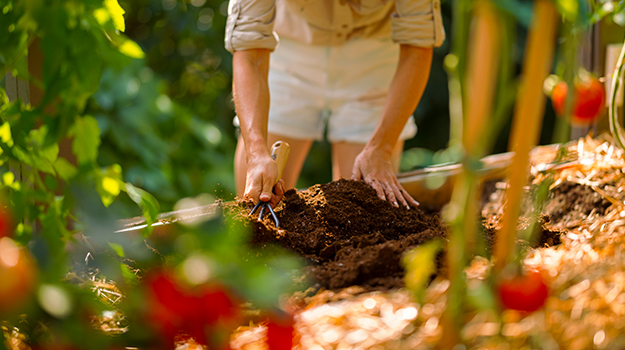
[270,141,290,184]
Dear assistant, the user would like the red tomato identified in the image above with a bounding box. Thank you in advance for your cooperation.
[551,76,606,125]
[0,237,37,315]
[266,312,296,350]
[200,286,239,325]
[144,270,240,347]
[497,270,548,313]
[145,271,200,343]
[0,206,14,238]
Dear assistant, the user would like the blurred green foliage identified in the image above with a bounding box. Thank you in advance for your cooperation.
[90,60,236,210]
[0,0,303,348]
[85,0,237,211]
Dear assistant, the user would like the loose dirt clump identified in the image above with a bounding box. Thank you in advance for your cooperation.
[228,179,448,291]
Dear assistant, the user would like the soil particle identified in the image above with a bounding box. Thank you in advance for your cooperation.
[231,179,448,291]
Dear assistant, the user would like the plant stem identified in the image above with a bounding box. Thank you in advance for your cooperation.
[608,40,625,150]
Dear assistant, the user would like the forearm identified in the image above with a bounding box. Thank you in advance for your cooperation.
[366,44,433,157]
[232,49,272,161]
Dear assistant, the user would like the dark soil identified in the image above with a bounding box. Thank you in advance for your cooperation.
[480,180,611,252]
[543,181,612,230]
[229,179,448,291]
[227,178,598,292]
[481,215,563,253]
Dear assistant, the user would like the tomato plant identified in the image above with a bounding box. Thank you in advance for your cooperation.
[496,270,548,313]
[0,237,37,315]
[551,75,606,125]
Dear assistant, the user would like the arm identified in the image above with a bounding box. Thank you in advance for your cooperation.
[352,44,433,208]
[233,49,285,206]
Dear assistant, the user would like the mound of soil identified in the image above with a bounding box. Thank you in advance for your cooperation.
[230,179,448,291]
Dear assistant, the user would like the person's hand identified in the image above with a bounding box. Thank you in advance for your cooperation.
[351,148,419,209]
[244,155,286,208]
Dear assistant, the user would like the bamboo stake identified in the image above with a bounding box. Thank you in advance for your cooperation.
[460,0,501,250]
[442,0,501,344]
[463,1,501,156]
[493,0,559,272]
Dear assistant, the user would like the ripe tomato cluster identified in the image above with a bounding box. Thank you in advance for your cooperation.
[144,270,241,348]
[550,74,606,125]
[496,270,549,313]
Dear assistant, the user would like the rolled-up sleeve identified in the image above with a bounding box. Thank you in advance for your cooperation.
[225,0,279,52]
[391,0,445,48]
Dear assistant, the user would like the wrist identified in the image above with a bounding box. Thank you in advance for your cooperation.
[364,139,394,159]
[244,137,270,162]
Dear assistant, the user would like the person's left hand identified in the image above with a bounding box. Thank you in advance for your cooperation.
[351,147,419,209]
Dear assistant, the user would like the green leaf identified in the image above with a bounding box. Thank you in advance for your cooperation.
[96,164,123,207]
[118,38,144,59]
[53,158,78,181]
[555,0,579,22]
[44,175,58,191]
[102,176,121,197]
[12,146,32,165]
[0,88,9,107]
[121,264,138,283]
[125,182,160,233]
[0,122,13,147]
[13,134,58,175]
[125,183,142,204]
[92,8,110,26]
[108,242,125,257]
[402,239,443,298]
[71,115,101,165]
[104,0,126,32]
[2,172,14,186]
[40,142,60,164]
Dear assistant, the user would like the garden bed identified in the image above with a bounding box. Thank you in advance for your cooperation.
[229,135,625,350]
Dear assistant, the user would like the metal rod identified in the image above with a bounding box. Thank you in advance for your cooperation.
[250,201,263,215]
[267,204,280,227]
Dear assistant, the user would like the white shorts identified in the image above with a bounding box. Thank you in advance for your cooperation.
[266,37,418,144]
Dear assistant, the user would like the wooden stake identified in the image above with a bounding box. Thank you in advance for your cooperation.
[494,0,559,272]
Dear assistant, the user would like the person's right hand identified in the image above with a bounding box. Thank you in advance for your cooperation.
[244,154,286,208]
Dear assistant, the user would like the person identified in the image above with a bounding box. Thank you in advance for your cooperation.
[225,0,445,209]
